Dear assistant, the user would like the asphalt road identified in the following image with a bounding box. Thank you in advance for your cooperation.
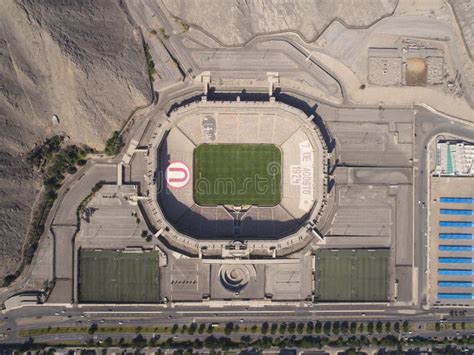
[1,301,472,345]
[126,0,197,78]
[0,304,444,339]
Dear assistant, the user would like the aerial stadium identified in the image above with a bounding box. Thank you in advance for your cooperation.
[146,98,329,255]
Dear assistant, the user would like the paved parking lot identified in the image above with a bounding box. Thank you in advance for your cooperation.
[429,176,474,306]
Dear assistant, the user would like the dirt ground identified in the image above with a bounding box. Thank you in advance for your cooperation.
[406,58,427,86]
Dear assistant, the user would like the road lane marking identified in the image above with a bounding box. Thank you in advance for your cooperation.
[177,310,296,314]
[308,310,380,313]
[83,312,164,315]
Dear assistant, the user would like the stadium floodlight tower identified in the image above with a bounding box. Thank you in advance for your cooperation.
[146,96,329,258]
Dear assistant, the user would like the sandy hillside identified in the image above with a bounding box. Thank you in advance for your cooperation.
[0,0,151,281]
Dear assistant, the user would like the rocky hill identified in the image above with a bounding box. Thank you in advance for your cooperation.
[163,0,398,46]
[0,0,151,281]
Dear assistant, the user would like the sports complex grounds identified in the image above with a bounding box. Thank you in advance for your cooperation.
[78,250,160,303]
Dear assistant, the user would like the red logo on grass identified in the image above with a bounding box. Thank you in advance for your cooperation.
[166,161,191,189]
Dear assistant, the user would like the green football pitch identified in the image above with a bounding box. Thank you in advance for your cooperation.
[314,249,389,302]
[193,144,281,206]
[78,250,160,303]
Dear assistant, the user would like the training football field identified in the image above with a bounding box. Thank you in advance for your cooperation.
[79,250,160,303]
[193,144,281,206]
[314,249,389,302]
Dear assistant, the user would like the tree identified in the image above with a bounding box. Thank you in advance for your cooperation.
[2,274,17,287]
[402,321,409,333]
[104,131,123,156]
[224,322,233,335]
[261,322,269,334]
[315,321,322,334]
[88,323,98,335]
[323,322,331,335]
[92,181,104,193]
[103,337,113,347]
[332,321,340,335]
[159,27,169,39]
[367,322,374,334]
[251,325,258,333]
[297,322,305,334]
[192,339,203,349]
[359,335,370,347]
[376,321,383,333]
[341,321,349,335]
[271,323,278,334]
[148,336,159,347]
[240,335,251,344]
[204,335,218,349]
[288,322,296,334]
[371,337,379,346]
[306,321,314,334]
[261,336,273,349]
[189,323,197,334]
[176,19,190,33]
[132,334,147,348]
[349,322,357,334]
[385,321,392,333]
[198,323,205,334]
[67,166,77,174]
[379,335,399,347]
[394,321,400,333]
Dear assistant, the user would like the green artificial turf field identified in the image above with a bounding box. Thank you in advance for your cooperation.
[193,144,281,206]
[78,249,160,303]
[314,249,389,302]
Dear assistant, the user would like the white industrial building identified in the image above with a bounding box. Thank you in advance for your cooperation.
[435,140,474,176]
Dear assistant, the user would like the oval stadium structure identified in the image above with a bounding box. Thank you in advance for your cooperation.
[147,99,328,255]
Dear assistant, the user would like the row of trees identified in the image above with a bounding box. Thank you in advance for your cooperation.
[122,333,474,350]
[3,129,125,287]
[143,43,157,82]
[3,129,124,287]
[435,321,469,331]
[164,320,410,337]
[2,136,92,287]
[9,333,474,353]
